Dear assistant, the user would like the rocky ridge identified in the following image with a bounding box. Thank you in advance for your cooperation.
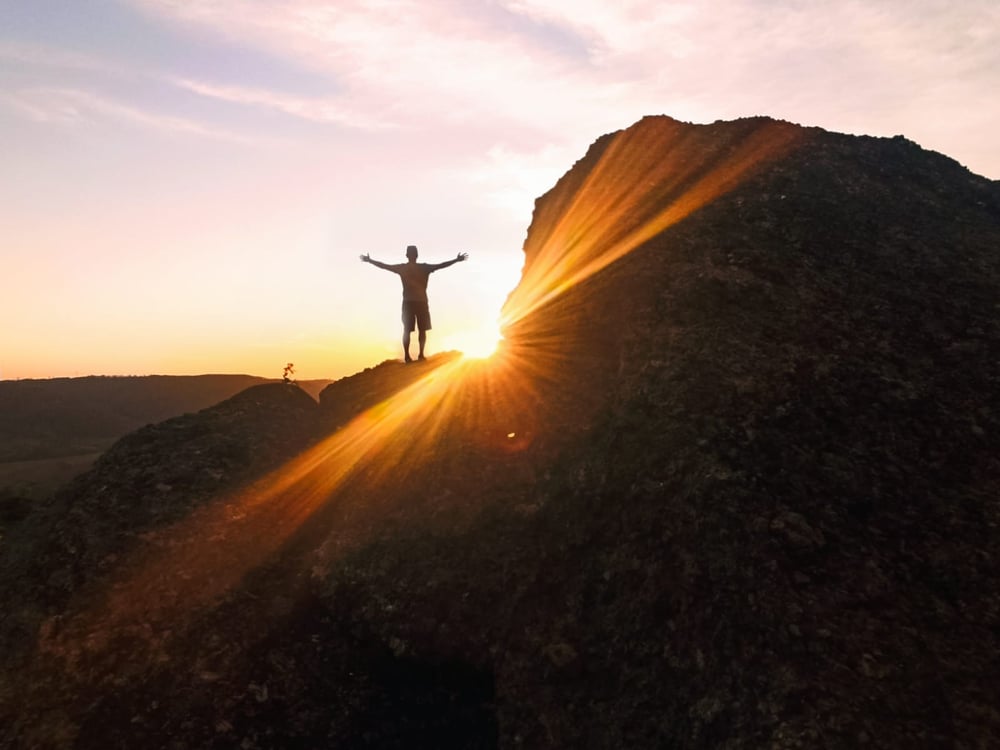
[1,115,998,748]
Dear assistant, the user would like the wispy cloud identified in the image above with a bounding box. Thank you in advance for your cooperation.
[0,40,128,76]
[125,0,1000,138]
[127,0,613,130]
[2,87,263,144]
[8,1,999,162]
[0,39,387,135]
[167,77,396,130]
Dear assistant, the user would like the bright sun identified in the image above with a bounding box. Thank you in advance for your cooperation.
[444,324,503,359]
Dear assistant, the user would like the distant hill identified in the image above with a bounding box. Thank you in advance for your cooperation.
[1,116,997,748]
[0,374,332,463]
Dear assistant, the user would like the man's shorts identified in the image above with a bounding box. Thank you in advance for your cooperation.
[402,300,432,333]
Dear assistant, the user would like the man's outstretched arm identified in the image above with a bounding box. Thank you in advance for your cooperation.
[428,252,469,271]
[360,253,394,271]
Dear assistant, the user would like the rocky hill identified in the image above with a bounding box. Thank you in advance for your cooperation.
[1,116,997,749]
[0,374,333,464]
[0,375,334,515]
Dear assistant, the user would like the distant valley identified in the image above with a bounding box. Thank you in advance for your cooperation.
[0,375,332,501]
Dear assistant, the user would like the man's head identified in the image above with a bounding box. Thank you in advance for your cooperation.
[406,244,418,260]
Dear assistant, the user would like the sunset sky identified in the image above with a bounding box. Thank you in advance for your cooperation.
[2,0,997,381]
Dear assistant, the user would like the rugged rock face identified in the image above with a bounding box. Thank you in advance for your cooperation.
[1,116,998,748]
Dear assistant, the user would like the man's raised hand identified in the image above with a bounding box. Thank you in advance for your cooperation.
[360,253,371,263]
[457,252,469,262]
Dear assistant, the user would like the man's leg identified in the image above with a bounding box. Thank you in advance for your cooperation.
[403,330,413,362]
[402,303,414,362]
[416,302,431,360]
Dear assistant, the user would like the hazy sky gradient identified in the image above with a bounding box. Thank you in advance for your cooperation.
[2,0,997,380]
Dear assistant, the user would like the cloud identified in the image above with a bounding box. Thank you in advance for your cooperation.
[14,0,1000,171]
[126,0,619,131]
[2,86,262,144]
[0,40,127,75]
[0,40,385,134]
[167,77,395,130]
[109,1,996,184]
[125,1,998,132]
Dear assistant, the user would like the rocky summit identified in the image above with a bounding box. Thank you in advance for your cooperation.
[1,115,998,749]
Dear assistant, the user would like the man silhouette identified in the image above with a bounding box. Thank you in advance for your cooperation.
[361,245,468,362]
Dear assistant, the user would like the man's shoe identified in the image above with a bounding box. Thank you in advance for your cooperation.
[404,354,413,363]
[418,353,426,361]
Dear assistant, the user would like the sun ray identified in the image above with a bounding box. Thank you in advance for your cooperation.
[501,118,804,329]
[38,350,555,664]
